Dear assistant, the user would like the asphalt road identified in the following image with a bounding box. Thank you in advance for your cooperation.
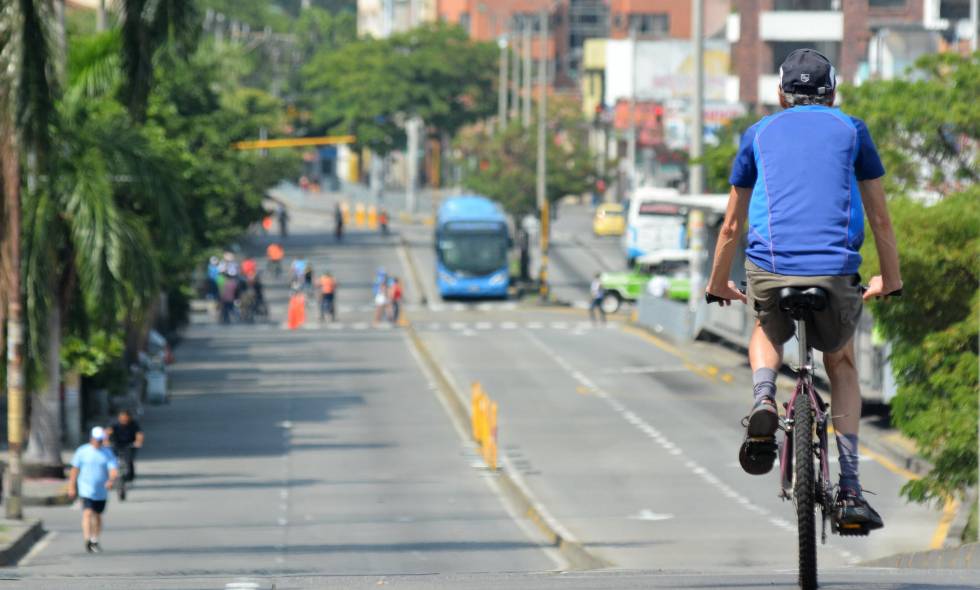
[6,196,969,590]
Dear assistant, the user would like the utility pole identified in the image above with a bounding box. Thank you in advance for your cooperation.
[627,21,638,194]
[97,0,107,32]
[522,18,532,128]
[510,31,521,120]
[498,36,509,133]
[971,0,978,52]
[690,0,705,195]
[536,9,549,299]
[688,0,707,317]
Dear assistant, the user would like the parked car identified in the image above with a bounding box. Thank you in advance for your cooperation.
[592,202,626,236]
[598,250,691,313]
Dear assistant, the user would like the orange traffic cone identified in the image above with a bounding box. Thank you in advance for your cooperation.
[287,293,306,330]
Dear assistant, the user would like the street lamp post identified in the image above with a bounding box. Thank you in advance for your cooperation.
[498,35,509,133]
[627,21,638,193]
[522,17,532,128]
[536,9,549,299]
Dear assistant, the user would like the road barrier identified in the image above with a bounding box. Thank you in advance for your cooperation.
[367,205,378,230]
[354,203,366,227]
[470,382,498,470]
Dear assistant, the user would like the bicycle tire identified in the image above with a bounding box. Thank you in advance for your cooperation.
[794,391,817,590]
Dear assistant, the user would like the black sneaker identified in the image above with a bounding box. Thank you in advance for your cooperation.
[85,541,93,553]
[738,397,779,475]
[745,396,779,438]
[89,541,102,554]
[834,487,884,535]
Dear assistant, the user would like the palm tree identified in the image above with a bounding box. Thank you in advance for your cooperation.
[0,0,58,517]
[20,24,187,469]
[3,2,192,478]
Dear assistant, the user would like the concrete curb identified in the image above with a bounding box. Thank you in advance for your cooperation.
[404,324,609,571]
[861,542,980,570]
[24,491,72,507]
[0,519,44,566]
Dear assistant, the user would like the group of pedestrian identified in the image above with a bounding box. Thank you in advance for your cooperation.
[373,269,404,325]
[207,252,266,324]
[68,410,144,554]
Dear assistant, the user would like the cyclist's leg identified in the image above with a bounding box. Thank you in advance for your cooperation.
[823,340,862,491]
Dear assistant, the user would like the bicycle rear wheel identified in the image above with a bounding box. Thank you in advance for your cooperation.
[793,391,817,589]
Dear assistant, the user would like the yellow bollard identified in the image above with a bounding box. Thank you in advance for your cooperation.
[471,383,482,442]
[367,205,378,230]
[354,203,366,227]
[488,401,498,470]
[341,201,351,226]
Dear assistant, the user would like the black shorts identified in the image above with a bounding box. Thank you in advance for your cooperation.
[81,498,107,514]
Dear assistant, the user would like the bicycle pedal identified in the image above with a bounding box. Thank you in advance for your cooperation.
[739,437,777,475]
[834,522,870,536]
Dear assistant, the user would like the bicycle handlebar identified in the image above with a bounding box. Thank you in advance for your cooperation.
[705,286,902,305]
[705,288,746,305]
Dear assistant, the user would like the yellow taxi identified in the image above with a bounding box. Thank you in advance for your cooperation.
[592,202,626,236]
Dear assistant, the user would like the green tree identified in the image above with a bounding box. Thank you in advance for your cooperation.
[861,190,978,504]
[456,96,597,217]
[838,53,978,195]
[699,114,755,193]
[843,53,980,504]
[302,23,496,155]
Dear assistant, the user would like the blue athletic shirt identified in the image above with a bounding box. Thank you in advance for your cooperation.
[729,105,885,276]
[71,443,118,501]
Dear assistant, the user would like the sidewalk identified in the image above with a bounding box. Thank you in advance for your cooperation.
[862,542,980,569]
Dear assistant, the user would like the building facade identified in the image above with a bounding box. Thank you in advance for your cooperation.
[731,0,974,109]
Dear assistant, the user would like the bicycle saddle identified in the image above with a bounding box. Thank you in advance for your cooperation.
[778,286,828,315]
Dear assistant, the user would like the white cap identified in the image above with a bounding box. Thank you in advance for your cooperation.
[91,426,106,441]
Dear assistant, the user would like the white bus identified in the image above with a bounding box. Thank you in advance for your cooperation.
[622,187,688,267]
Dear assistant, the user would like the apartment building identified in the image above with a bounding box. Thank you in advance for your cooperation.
[731,0,974,109]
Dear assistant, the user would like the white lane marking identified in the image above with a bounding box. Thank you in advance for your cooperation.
[461,329,477,337]
[225,582,262,590]
[351,322,369,330]
[429,303,446,312]
[401,333,567,571]
[526,321,544,330]
[427,322,442,330]
[18,531,56,566]
[572,301,589,310]
[500,321,519,330]
[327,322,344,330]
[452,303,466,312]
[602,365,689,375]
[549,321,569,330]
[629,509,674,522]
[521,330,857,562]
[450,322,467,331]
[501,302,518,311]
[475,321,493,330]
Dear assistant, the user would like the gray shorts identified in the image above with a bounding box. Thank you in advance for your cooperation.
[745,260,863,353]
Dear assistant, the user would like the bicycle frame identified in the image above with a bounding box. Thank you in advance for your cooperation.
[778,317,834,543]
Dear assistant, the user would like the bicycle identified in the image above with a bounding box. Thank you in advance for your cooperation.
[707,285,899,590]
[114,446,134,501]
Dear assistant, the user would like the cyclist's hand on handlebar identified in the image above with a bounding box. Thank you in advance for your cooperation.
[862,275,904,301]
[705,281,747,306]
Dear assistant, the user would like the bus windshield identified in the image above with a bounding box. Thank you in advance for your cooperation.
[438,231,508,276]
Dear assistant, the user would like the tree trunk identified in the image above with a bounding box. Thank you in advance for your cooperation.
[24,301,64,471]
[2,123,27,519]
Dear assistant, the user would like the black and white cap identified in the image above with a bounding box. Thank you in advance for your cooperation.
[779,49,836,96]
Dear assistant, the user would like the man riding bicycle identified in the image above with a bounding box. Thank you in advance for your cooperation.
[107,409,144,482]
[705,49,902,533]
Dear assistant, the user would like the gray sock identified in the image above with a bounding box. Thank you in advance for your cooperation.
[752,368,777,402]
[836,433,861,493]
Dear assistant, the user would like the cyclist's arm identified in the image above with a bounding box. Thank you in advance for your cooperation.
[705,186,751,303]
[857,177,902,299]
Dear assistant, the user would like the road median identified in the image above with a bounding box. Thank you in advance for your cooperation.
[0,518,44,566]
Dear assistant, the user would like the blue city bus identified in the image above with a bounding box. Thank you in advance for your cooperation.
[435,195,510,299]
